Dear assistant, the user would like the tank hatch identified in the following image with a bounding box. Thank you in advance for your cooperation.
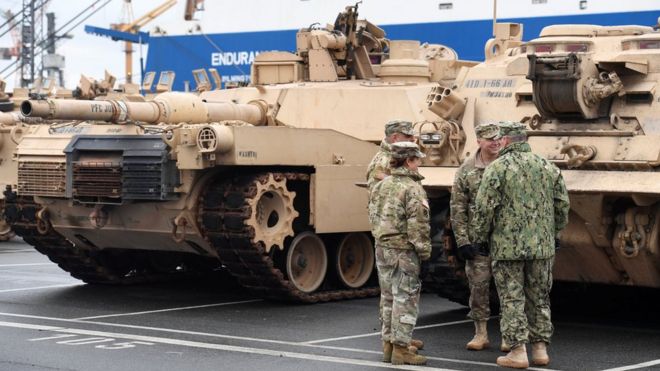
[63,136,179,204]
[539,24,653,38]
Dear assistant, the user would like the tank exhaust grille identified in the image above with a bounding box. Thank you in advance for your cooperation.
[17,161,66,197]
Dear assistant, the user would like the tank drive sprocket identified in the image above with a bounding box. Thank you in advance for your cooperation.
[198,171,379,302]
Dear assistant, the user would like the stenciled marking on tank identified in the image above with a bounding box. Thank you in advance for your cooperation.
[464,79,515,89]
[238,150,257,158]
[479,91,513,98]
[50,127,89,134]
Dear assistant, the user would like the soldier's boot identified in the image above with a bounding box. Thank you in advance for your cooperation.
[391,344,428,366]
[501,339,511,352]
[382,341,393,362]
[496,344,529,369]
[383,341,418,363]
[410,338,424,350]
[531,342,550,366]
[466,321,490,350]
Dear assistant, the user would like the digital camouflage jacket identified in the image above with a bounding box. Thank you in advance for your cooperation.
[472,142,570,260]
[366,139,392,193]
[450,150,488,247]
[368,167,431,260]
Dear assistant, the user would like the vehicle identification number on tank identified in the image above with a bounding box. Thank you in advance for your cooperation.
[238,150,257,158]
[464,79,515,89]
[480,91,513,98]
[50,127,89,134]
[90,104,113,113]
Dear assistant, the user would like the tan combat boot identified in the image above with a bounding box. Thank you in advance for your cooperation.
[531,342,550,366]
[466,321,490,350]
[501,339,511,352]
[496,344,529,369]
[382,341,393,362]
[391,344,428,366]
[410,338,424,350]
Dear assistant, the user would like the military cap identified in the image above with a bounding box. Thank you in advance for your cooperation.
[475,123,500,139]
[496,121,527,138]
[391,141,426,159]
[385,120,415,136]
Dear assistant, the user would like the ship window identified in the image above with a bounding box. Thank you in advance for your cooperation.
[534,44,555,53]
[621,41,634,50]
[438,2,453,10]
[532,0,547,4]
[639,40,660,49]
[565,43,589,52]
[579,0,587,10]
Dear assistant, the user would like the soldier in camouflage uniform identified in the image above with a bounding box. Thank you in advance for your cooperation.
[365,119,424,353]
[369,141,431,366]
[366,120,416,194]
[450,123,502,351]
[472,122,570,369]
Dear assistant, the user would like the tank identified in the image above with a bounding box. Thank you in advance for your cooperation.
[421,23,660,304]
[7,4,476,302]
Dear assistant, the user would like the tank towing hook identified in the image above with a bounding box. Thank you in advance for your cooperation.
[35,208,50,235]
[172,214,189,243]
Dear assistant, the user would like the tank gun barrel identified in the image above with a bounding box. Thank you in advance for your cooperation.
[20,92,267,125]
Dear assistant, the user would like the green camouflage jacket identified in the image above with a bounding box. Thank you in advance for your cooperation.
[450,150,487,247]
[472,142,570,260]
[368,167,431,260]
[366,140,392,193]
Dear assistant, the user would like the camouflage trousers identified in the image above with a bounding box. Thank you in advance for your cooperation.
[376,245,422,347]
[492,258,554,348]
[465,254,492,321]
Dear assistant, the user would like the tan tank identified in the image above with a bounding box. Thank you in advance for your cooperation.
[7,4,477,301]
[422,23,660,304]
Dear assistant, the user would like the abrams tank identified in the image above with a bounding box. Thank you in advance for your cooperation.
[9,4,475,302]
[423,23,660,304]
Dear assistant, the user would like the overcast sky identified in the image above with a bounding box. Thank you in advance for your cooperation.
[0,0,187,91]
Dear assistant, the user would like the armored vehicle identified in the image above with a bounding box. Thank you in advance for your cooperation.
[9,4,475,301]
[423,23,660,304]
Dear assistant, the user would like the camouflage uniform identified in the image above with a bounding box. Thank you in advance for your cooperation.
[366,120,415,194]
[472,122,570,348]
[450,123,499,321]
[369,142,431,347]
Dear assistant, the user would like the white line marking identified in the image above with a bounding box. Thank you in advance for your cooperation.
[600,359,660,371]
[304,319,473,344]
[73,299,263,320]
[0,249,36,254]
[0,284,79,293]
[0,312,558,370]
[0,263,54,267]
[0,320,454,371]
[29,334,77,342]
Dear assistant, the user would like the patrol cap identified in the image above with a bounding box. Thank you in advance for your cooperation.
[385,120,415,136]
[496,121,527,139]
[391,141,426,159]
[475,123,499,140]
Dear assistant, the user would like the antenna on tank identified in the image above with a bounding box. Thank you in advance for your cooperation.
[492,0,497,37]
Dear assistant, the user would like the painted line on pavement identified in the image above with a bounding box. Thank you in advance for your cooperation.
[600,359,660,371]
[304,319,473,344]
[0,311,548,369]
[0,249,37,254]
[0,263,54,267]
[0,284,80,293]
[74,299,264,320]
[0,320,453,371]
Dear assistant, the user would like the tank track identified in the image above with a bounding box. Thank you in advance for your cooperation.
[3,189,204,284]
[199,172,379,303]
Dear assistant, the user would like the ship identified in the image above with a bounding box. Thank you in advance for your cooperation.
[143,0,660,91]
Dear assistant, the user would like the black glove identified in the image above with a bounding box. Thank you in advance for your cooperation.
[554,238,561,251]
[458,244,478,260]
[419,261,430,279]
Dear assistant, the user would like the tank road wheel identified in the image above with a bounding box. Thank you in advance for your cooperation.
[245,173,299,252]
[336,233,374,288]
[0,219,14,241]
[286,231,328,293]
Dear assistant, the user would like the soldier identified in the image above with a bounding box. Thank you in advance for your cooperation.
[471,122,570,369]
[368,141,431,366]
[449,123,503,351]
[366,119,416,194]
[366,119,424,354]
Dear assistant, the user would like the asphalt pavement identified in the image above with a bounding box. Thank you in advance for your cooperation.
[0,237,659,371]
